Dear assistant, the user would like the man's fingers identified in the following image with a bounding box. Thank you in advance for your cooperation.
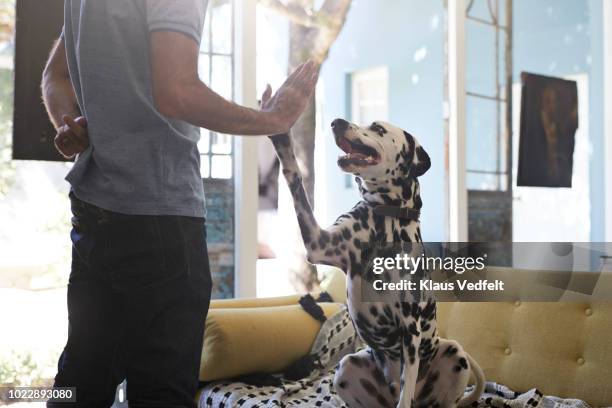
[285,61,307,86]
[75,116,88,129]
[262,84,273,105]
[54,135,75,159]
[63,115,86,138]
[54,123,89,159]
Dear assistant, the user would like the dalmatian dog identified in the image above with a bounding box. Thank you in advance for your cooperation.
[269,118,485,408]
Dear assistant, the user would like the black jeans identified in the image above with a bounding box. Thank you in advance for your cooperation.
[49,193,212,408]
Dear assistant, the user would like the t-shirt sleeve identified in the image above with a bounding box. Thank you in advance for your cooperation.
[147,0,208,44]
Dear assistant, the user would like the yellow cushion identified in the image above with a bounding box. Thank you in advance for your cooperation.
[210,294,314,309]
[319,267,347,303]
[200,302,342,382]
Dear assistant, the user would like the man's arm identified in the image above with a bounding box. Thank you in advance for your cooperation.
[150,31,317,136]
[41,38,89,158]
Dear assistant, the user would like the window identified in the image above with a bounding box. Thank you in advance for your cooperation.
[351,66,389,125]
[465,0,511,191]
[198,0,235,180]
[347,66,389,188]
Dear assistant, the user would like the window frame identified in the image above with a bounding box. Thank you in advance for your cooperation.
[199,0,236,180]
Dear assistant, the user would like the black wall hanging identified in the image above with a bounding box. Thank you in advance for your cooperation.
[518,72,578,188]
[13,0,66,161]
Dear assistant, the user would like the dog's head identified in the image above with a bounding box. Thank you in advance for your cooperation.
[333,118,431,183]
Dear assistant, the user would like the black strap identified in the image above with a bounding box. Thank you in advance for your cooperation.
[373,205,420,221]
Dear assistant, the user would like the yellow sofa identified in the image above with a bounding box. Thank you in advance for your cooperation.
[436,267,612,407]
[202,268,612,406]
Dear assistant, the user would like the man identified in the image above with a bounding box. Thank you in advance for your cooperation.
[41,0,317,407]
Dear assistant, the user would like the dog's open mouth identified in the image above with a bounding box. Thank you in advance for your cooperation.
[336,135,380,168]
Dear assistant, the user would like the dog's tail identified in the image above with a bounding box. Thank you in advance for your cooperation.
[457,352,485,407]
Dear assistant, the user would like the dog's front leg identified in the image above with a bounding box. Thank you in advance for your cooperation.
[270,134,347,269]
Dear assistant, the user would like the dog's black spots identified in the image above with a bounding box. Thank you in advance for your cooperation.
[337,380,347,389]
[335,249,341,256]
[353,223,362,232]
[359,378,377,396]
[408,343,417,364]
[371,367,386,386]
[353,238,361,249]
[418,370,439,400]
[401,303,412,318]
[369,306,379,316]
[458,357,468,369]
[400,230,410,241]
[422,300,436,320]
[342,228,351,240]
[317,230,330,248]
[297,214,311,243]
[408,321,420,337]
[443,345,458,357]
[414,194,423,210]
[385,169,390,174]
[349,355,364,367]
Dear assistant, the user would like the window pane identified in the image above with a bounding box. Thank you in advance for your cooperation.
[467,0,497,23]
[198,54,211,85]
[211,133,232,154]
[466,22,497,97]
[200,10,211,52]
[212,0,232,54]
[351,67,389,125]
[198,130,210,154]
[200,155,210,178]
[466,95,499,173]
[211,55,233,100]
[211,155,233,179]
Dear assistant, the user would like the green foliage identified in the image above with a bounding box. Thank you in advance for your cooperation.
[0,0,14,197]
[0,350,52,387]
[0,67,15,197]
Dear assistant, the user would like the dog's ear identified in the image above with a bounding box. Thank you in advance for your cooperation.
[412,145,431,177]
[404,131,431,177]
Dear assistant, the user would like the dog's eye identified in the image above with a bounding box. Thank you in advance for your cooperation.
[370,124,386,136]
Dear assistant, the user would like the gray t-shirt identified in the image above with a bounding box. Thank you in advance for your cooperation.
[63,0,208,217]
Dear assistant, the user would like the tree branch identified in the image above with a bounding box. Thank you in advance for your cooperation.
[318,0,352,29]
[258,0,318,28]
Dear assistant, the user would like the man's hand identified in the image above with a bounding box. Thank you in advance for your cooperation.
[261,60,319,134]
[54,115,89,159]
[150,31,319,136]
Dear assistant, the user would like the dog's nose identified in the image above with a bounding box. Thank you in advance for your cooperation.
[331,119,349,134]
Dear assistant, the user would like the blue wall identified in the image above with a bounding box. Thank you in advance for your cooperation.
[319,0,604,242]
[320,0,446,241]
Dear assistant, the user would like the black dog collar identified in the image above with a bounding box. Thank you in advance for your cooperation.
[373,205,420,221]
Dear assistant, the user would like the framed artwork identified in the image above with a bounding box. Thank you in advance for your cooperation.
[518,72,578,187]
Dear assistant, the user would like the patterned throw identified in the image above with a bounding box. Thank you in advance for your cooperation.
[466,383,592,408]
